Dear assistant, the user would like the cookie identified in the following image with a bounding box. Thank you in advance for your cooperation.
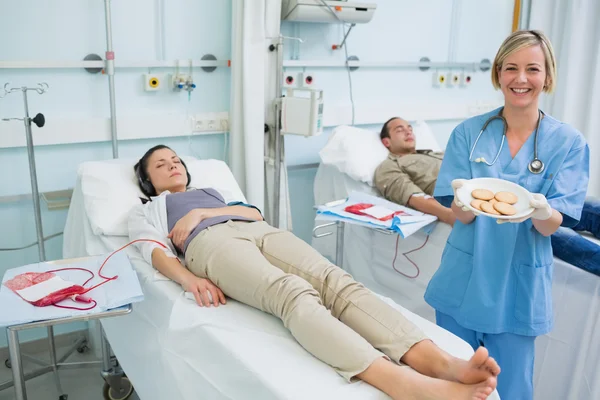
[493,201,517,216]
[470,199,485,210]
[480,201,501,215]
[489,198,498,205]
[495,191,518,205]
[471,189,495,201]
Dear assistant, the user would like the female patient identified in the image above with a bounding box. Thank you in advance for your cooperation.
[129,144,500,400]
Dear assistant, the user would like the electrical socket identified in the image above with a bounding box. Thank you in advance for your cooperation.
[459,72,472,87]
[432,71,446,88]
[299,72,314,87]
[220,118,229,131]
[207,120,217,131]
[192,118,206,132]
[447,72,460,88]
[144,73,163,91]
[283,73,296,87]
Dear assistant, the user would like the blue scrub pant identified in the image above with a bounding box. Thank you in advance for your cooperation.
[436,311,536,400]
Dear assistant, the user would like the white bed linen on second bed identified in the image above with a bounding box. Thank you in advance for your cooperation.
[312,162,600,400]
[63,158,499,400]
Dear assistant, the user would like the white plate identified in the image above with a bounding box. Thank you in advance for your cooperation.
[456,178,534,220]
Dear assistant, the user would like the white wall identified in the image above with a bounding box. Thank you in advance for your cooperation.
[284,0,515,240]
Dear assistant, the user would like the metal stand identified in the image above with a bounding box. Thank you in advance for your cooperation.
[103,0,119,159]
[313,221,345,267]
[2,305,133,400]
[269,34,304,228]
[312,199,397,267]
[1,82,48,261]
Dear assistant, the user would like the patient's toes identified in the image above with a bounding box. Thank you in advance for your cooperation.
[484,357,500,376]
[469,347,489,368]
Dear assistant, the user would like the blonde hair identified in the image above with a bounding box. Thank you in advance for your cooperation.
[491,30,557,93]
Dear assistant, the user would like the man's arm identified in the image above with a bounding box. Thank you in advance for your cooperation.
[375,161,454,226]
[408,195,455,226]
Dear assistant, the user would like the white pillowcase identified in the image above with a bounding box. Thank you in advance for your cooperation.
[318,121,441,186]
[79,156,246,237]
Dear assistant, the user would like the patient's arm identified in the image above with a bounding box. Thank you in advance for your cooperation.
[209,205,263,221]
[151,248,226,307]
[408,195,455,226]
[168,206,263,250]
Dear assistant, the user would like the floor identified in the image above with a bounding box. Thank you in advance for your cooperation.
[0,341,141,400]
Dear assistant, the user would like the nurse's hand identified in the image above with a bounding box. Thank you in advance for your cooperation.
[451,179,467,209]
[452,179,480,215]
[497,193,553,224]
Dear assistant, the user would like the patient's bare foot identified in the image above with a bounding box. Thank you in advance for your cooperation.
[395,369,497,400]
[443,347,501,384]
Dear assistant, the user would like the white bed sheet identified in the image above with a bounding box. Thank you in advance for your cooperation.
[63,167,501,400]
[312,162,600,400]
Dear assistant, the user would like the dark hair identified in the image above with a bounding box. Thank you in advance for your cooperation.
[380,117,400,141]
[134,144,191,200]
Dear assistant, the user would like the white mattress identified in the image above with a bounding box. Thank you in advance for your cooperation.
[63,170,500,400]
[312,162,600,400]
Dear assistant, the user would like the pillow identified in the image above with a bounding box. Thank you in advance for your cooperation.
[318,121,441,186]
[79,156,246,237]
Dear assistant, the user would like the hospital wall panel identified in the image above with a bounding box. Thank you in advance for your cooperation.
[281,0,515,243]
[0,0,232,347]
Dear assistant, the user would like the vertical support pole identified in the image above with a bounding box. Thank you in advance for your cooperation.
[22,89,45,262]
[104,0,119,158]
[8,329,26,400]
[101,326,112,372]
[273,36,284,228]
[336,221,345,268]
[47,326,64,396]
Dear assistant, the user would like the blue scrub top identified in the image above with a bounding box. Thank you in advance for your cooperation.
[424,107,590,337]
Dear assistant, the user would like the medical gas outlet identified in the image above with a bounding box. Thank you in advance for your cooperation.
[171,74,196,92]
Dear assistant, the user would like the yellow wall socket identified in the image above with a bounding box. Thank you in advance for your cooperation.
[144,74,163,91]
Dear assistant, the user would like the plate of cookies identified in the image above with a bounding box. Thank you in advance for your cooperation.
[456,178,535,220]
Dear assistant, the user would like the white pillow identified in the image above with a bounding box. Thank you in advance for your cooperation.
[79,156,246,237]
[318,121,441,186]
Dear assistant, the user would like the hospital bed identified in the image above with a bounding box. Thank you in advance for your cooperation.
[312,123,600,400]
[61,156,500,400]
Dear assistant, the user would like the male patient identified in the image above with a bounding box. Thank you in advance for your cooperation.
[374,116,600,276]
[374,117,456,226]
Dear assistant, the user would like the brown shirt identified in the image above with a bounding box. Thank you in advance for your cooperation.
[374,151,444,206]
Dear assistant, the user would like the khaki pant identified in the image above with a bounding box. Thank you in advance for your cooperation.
[185,220,427,381]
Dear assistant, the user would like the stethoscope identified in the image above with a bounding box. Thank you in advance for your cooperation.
[469,108,545,174]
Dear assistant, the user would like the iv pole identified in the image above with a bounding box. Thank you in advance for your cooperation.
[1,83,48,262]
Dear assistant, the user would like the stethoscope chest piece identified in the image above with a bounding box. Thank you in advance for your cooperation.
[528,158,544,174]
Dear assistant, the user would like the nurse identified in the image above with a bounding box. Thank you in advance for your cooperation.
[424,30,590,400]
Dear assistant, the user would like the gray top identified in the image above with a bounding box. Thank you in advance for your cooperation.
[166,188,258,255]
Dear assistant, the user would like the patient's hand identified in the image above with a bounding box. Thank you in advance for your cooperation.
[168,209,211,250]
[182,276,227,307]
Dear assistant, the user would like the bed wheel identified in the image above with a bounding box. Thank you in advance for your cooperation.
[59,395,68,400]
[76,341,89,354]
[102,376,134,400]
[4,358,11,369]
